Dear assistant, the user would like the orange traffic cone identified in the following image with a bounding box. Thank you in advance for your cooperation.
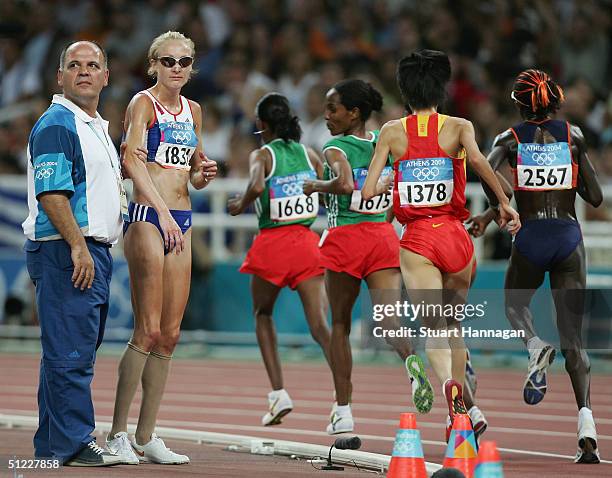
[387,413,427,478]
[475,441,504,477]
[443,414,478,478]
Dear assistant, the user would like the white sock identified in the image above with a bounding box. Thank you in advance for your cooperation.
[271,388,286,397]
[336,404,352,417]
[527,336,546,352]
[578,408,596,438]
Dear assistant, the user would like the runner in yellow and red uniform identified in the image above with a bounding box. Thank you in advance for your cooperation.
[363,50,520,440]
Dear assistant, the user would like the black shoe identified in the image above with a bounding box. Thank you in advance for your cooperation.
[65,440,122,467]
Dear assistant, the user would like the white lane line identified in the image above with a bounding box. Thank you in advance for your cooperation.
[4,403,611,445]
[4,386,612,427]
[95,375,612,402]
[4,384,612,416]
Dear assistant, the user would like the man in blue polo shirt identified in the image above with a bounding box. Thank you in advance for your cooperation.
[22,40,124,467]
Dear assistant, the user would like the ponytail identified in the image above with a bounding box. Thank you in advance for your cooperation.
[255,93,302,142]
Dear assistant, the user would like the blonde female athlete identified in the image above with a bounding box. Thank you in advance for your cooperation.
[106,31,217,464]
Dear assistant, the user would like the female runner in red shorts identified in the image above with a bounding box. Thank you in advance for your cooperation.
[363,50,520,439]
[229,93,332,427]
[303,79,434,435]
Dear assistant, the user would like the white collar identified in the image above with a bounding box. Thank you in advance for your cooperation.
[51,94,105,124]
[348,131,375,142]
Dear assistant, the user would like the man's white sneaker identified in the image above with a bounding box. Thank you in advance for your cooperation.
[131,434,189,464]
[64,440,121,467]
[262,389,293,426]
[106,432,139,465]
[575,407,600,464]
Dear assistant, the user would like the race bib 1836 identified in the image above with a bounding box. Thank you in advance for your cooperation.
[517,142,572,190]
[270,170,319,221]
[349,166,392,214]
[155,122,198,170]
[397,157,453,207]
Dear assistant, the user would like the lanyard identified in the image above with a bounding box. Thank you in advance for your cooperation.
[86,120,123,181]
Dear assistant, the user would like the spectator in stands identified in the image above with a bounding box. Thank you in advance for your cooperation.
[301,83,333,152]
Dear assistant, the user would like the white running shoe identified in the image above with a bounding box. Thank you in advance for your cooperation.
[523,343,556,405]
[131,434,189,464]
[262,389,293,426]
[329,401,337,421]
[106,432,139,465]
[326,404,354,435]
[575,407,600,464]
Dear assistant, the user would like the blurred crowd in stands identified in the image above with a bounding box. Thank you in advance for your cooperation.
[0,0,611,325]
[0,0,610,203]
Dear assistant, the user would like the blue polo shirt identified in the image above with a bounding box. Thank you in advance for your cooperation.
[22,95,123,244]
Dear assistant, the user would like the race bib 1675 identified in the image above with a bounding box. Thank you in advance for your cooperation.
[349,166,392,214]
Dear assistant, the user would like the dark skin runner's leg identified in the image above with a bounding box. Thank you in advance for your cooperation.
[251,275,283,390]
[296,275,333,368]
[504,246,546,345]
[326,270,360,406]
[550,242,591,410]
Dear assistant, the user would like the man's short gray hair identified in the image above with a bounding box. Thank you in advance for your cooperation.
[59,40,108,69]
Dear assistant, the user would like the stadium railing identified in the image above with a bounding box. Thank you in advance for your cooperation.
[1,176,612,264]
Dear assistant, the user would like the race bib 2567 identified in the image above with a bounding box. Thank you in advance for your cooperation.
[517,142,572,190]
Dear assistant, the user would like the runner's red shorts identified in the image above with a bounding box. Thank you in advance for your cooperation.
[400,215,473,274]
[240,224,323,289]
[320,222,400,279]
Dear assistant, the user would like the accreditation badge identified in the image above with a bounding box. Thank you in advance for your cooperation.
[118,178,129,221]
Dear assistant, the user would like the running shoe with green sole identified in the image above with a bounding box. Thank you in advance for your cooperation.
[405,355,434,414]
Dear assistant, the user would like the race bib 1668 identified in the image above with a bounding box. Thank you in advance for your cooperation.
[270,170,319,221]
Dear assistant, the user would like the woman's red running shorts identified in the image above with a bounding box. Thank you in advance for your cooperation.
[240,224,324,289]
[320,222,400,279]
[400,215,474,274]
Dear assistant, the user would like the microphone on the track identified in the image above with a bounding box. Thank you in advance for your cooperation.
[322,436,362,471]
[333,436,362,450]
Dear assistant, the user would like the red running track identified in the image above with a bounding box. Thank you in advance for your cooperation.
[0,353,610,477]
